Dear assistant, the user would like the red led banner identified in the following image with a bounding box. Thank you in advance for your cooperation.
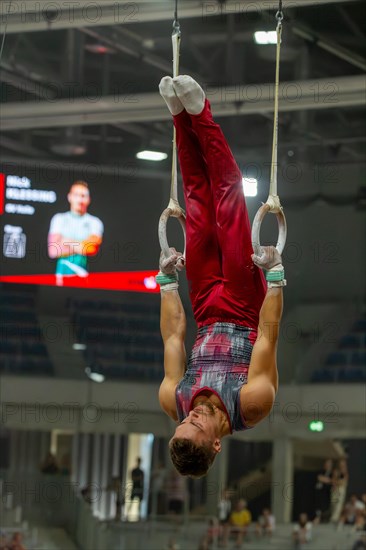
[0,270,160,293]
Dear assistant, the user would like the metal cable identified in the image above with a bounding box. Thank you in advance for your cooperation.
[0,0,14,63]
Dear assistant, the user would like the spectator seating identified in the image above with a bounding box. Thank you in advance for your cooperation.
[69,298,163,381]
[311,314,366,383]
[0,285,54,376]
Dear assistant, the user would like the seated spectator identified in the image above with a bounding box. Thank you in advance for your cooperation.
[351,494,366,532]
[293,513,312,550]
[40,452,59,474]
[10,532,26,550]
[338,495,366,530]
[165,538,180,550]
[217,489,231,537]
[256,507,276,536]
[81,485,93,505]
[352,532,366,550]
[354,511,366,532]
[0,532,10,550]
[223,499,252,548]
[198,518,220,550]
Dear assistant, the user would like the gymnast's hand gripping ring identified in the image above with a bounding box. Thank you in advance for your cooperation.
[251,195,287,257]
[158,198,186,263]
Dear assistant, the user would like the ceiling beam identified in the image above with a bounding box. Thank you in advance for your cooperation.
[112,123,168,147]
[80,26,199,79]
[292,23,366,71]
[1,75,364,131]
[0,69,55,98]
[337,6,366,40]
[0,136,48,157]
[3,0,358,34]
[0,156,169,181]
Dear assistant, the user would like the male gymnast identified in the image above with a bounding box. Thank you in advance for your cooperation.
[156,76,285,478]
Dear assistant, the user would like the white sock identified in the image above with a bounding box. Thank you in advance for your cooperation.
[172,75,205,115]
[159,76,184,115]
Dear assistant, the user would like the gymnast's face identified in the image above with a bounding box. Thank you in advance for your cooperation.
[172,404,221,452]
[68,184,90,215]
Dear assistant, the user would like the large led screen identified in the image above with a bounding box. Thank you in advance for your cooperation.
[0,169,160,293]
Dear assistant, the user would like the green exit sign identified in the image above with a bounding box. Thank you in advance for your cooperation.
[309,421,324,432]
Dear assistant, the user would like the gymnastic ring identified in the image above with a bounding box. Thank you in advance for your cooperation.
[251,202,287,256]
[158,207,186,264]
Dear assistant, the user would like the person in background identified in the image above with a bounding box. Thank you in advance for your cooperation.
[149,461,167,517]
[337,494,365,531]
[198,518,220,550]
[292,513,312,550]
[256,507,276,536]
[217,488,232,530]
[165,538,180,550]
[330,459,349,523]
[9,532,26,550]
[48,180,103,285]
[128,457,145,520]
[166,468,187,516]
[314,458,333,523]
[80,485,92,505]
[223,499,252,547]
[107,477,124,521]
[352,532,366,550]
[157,75,285,479]
[0,532,10,550]
[40,452,59,474]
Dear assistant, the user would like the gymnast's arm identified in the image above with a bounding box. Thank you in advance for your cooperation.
[48,233,102,258]
[240,287,283,426]
[158,289,187,420]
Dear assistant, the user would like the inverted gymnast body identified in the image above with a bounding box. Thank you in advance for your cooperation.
[156,76,286,478]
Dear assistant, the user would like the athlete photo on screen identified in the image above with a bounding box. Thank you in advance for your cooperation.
[48,181,104,285]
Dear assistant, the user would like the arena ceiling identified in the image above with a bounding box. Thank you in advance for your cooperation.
[0,0,365,168]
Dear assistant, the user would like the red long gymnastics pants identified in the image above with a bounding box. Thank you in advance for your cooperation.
[174,100,267,329]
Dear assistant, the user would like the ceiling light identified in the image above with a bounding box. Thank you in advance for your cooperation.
[85,44,116,54]
[73,343,86,351]
[254,31,277,45]
[50,142,87,156]
[136,150,168,161]
[85,366,105,383]
[242,177,258,197]
[267,31,277,44]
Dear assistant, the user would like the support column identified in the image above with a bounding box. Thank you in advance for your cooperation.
[271,437,293,523]
[91,433,101,517]
[18,431,28,473]
[40,431,50,465]
[9,430,20,473]
[110,434,121,520]
[100,434,111,520]
[79,433,90,488]
[71,433,80,484]
[25,431,38,473]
